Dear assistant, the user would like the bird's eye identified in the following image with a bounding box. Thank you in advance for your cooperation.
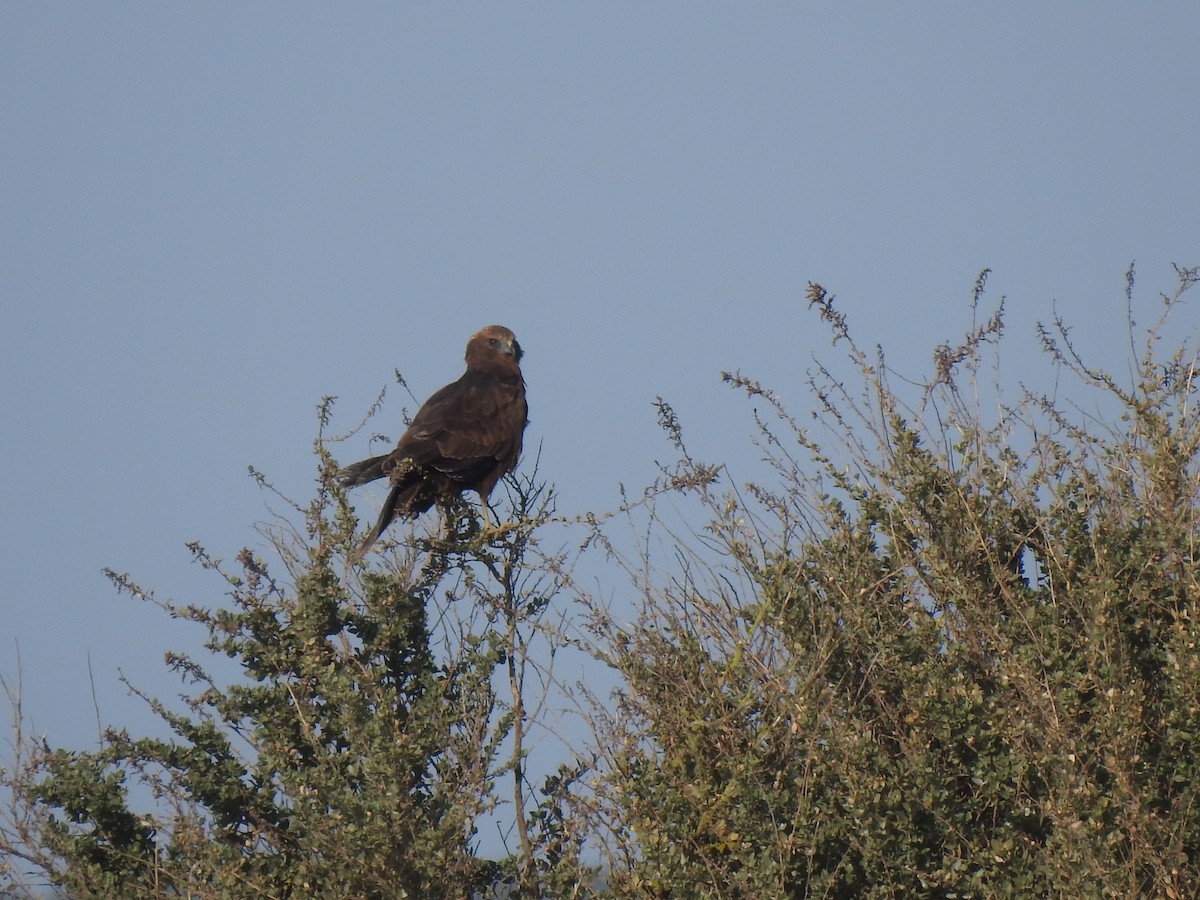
[489,338,499,345]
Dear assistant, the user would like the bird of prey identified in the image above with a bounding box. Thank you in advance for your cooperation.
[339,324,528,559]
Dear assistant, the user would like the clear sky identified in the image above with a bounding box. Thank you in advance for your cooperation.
[2,0,1198,832]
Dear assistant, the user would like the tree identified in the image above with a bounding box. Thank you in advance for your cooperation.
[576,266,1200,897]
[1,398,589,898]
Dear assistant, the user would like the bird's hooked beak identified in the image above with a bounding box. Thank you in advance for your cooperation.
[505,338,523,362]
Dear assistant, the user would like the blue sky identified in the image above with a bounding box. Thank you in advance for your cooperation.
[2,0,1198,839]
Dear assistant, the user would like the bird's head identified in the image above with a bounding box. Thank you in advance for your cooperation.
[467,325,523,367]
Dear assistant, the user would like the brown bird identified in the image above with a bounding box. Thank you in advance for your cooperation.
[340,324,528,559]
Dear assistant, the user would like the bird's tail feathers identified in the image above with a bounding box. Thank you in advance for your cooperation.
[347,477,437,564]
[338,453,391,487]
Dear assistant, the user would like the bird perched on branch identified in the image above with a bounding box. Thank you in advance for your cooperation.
[339,324,528,559]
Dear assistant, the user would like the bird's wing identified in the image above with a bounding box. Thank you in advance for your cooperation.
[397,374,525,475]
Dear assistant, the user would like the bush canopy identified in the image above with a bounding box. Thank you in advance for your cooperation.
[4,265,1199,898]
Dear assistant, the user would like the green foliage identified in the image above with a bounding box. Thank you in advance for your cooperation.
[5,265,1200,898]
[581,267,1200,897]
[1,408,585,897]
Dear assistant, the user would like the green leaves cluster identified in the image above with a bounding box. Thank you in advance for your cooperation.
[1,442,574,897]
[582,268,1200,897]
